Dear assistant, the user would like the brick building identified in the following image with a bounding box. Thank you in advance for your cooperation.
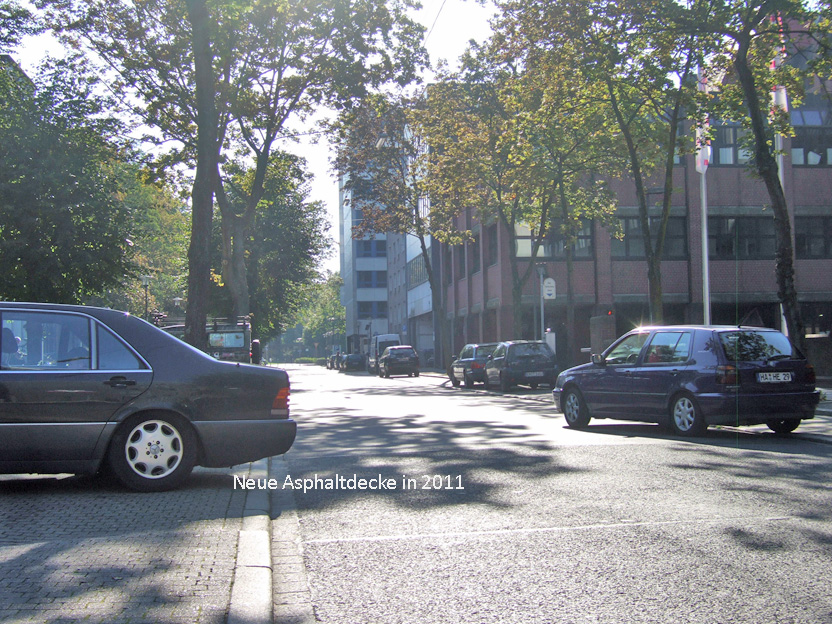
[441,114,832,369]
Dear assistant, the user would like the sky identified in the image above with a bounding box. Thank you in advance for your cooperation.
[14,0,497,275]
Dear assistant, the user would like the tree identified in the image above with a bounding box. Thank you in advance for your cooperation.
[334,93,465,365]
[497,0,707,324]
[0,56,138,303]
[245,153,331,342]
[295,273,347,355]
[682,0,814,352]
[421,42,620,349]
[40,0,428,346]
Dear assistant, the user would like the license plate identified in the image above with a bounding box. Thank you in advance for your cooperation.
[758,372,792,383]
[525,371,544,378]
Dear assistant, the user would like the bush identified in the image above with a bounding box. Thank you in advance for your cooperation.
[295,357,328,366]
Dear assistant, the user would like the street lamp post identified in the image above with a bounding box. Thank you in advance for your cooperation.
[140,275,151,321]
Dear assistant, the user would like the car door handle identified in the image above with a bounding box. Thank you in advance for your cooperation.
[104,376,137,388]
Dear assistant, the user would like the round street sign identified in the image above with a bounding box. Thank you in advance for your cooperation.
[543,277,557,300]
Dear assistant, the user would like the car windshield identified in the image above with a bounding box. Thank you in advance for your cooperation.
[719,330,798,362]
[476,344,497,358]
[390,348,415,358]
[511,343,553,358]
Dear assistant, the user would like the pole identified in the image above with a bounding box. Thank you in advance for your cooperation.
[538,267,545,340]
[700,172,710,325]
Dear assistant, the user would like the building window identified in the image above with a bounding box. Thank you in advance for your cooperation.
[791,127,832,166]
[796,216,832,258]
[551,219,594,259]
[711,124,752,166]
[611,217,687,259]
[470,234,481,274]
[515,223,551,258]
[484,224,498,266]
[356,240,387,258]
[357,271,387,288]
[455,244,466,279]
[357,301,388,319]
[407,254,428,288]
[709,216,776,260]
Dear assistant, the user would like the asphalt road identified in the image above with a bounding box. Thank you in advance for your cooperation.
[280,364,832,624]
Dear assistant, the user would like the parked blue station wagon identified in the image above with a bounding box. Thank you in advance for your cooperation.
[553,325,820,436]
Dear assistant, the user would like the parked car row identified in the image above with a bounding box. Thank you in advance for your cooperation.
[326,352,365,372]
[449,340,558,392]
[447,326,821,437]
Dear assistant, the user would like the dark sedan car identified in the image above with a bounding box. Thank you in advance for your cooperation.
[484,340,558,392]
[378,345,420,378]
[449,342,499,388]
[553,325,820,436]
[340,353,365,372]
[0,302,296,491]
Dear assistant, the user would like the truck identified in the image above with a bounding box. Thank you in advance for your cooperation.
[159,317,258,364]
[367,333,401,375]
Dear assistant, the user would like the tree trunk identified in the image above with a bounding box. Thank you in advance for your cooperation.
[733,34,806,353]
[184,0,219,350]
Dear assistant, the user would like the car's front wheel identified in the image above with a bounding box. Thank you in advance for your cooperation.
[562,387,590,428]
[767,418,800,434]
[107,413,198,492]
[669,394,706,436]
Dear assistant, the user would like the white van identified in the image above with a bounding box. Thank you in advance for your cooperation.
[368,333,401,374]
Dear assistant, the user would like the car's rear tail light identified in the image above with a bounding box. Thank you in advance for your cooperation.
[806,363,816,385]
[716,365,738,385]
[472,362,484,370]
[272,387,290,416]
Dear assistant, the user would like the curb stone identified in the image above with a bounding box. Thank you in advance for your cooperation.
[227,458,272,624]
[271,455,317,624]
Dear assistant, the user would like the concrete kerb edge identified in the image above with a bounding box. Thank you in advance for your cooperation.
[270,455,317,624]
[227,458,273,624]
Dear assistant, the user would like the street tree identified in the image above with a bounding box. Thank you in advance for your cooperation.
[0,56,139,303]
[243,152,331,342]
[679,0,817,352]
[40,0,427,347]
[496,0,708,324]
[416,44,619,344]
[334,93,464,365]
[296,273,347,356]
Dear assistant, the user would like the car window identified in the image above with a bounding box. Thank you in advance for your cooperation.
[644,331,692,364]
[460,346,474,359]
[1,311,91,370]
[605,332,648,365]
[719,330,798,362]
[492,344,506,358]
[97,324,145,370]
[392,348,416,357]
[475,344,497,358]
[511,342,554,358]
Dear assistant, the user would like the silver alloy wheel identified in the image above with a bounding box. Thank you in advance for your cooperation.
[672,396,696,432]
[564,392,581,424]
[124,419,183,479]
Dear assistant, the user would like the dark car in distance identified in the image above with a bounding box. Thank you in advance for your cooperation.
[449,342,499,388]
[378,345,420,378]
[484,340,558,392]
[553,325,820,436]
[0,302,296,491]
[340,353,365,372]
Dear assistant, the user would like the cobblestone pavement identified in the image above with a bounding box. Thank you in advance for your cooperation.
[0,467,249,624]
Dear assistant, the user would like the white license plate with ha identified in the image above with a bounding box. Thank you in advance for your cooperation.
[757,372,792,383]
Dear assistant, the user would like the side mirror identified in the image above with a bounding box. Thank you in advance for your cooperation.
[591,353,606,366]
[451,356,458,362]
